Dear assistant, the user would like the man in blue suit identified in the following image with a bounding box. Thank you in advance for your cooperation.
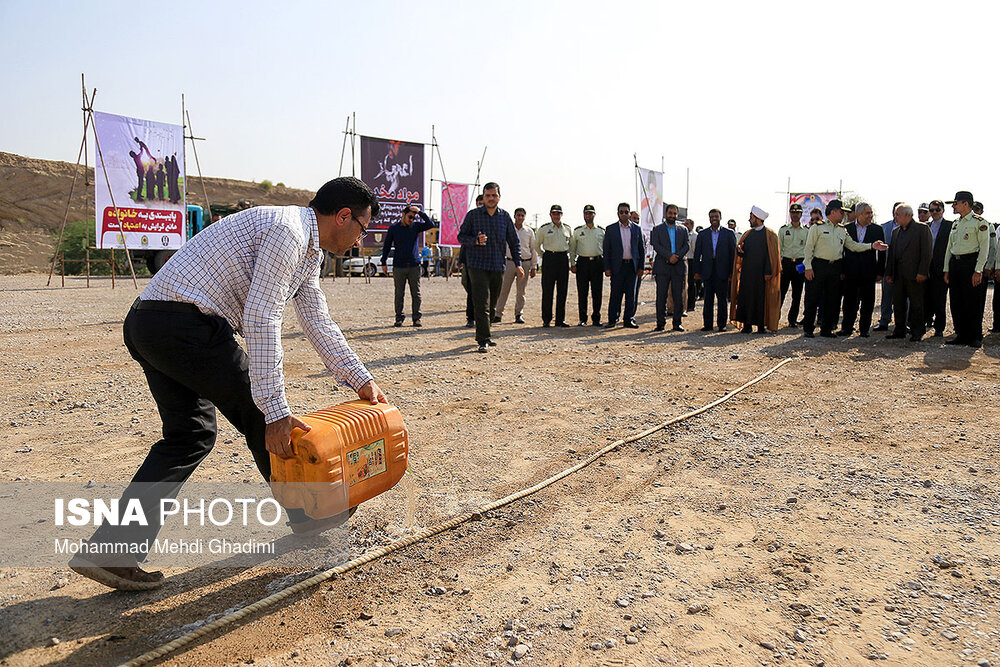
[693,209,737,331]
[603,202,645,328]
[651,204,690,331]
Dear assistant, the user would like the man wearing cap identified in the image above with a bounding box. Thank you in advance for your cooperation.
[917,203,931,224]
[693,208,737,331]
[779,204,809,327]
[570,204,605,326]
[972,201,997,337]
[924,200,952,336]
[535,205,573,327]
[802,199,888,338]
[731,206,781,333]
[604,203,645,328]
[874,202,905,332]
[651,204,690,332]
[495,207,537,325]
[884,204,932,342]
[944,192,991,347]
[727,219,738,232]
[838,203,885,338]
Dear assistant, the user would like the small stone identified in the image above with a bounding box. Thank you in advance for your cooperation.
[512,644,530,660]
[53,577,69,590]
[385,628,403,637]
[786,497,797,504]
[616,597,630,608]
[359,611,374,620]
[922,480,932,488]
[561,620,574,630]
[687,603,708,614]
[675,543,695,554]
[941,630,959,641]
[977,660,991,667]
[48,637,60,646]
[590,642,604,651]
[793,629,807,642]
[84,480,96,489]
[626,635,639,645]
[851,604,862,614]
[605,639,617,648]
[442,641,456,653]
[759,640,776,651]
[904,581,923,591]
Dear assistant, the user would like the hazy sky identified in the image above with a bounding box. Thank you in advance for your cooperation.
[2,1,998,231]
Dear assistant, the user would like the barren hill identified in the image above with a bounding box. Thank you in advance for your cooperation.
[0,151,314,274]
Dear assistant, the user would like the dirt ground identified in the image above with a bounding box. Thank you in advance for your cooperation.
[0,272,998,667]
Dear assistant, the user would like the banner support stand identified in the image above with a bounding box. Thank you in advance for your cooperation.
[182,94,214,227]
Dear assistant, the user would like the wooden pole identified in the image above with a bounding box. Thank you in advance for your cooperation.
[184,105,213,224]
[337,116,350,177]
[85,247,90,287]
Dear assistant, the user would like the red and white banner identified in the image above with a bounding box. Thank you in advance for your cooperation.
[789,192,838,224]
[93,111,185,249]
[438,182,469,247]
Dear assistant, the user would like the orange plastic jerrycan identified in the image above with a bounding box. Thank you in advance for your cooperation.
[269,401,409,519]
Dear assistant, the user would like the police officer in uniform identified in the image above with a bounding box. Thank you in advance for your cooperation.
[779,203,809,327]
[535,204,573,327]
[802,199,888,338]
[570,204,605,326]
[944,192,991,347]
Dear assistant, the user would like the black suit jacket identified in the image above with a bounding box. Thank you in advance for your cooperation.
[885,222,933,281]
[843,222,885,279]
[650,223,690,274]
[929,219,953,274]
[693,227,737,279]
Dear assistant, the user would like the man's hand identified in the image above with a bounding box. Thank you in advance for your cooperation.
[916,274,927,283]
[872,241,889,252]
[669,254,679,264]
[529,267,536,278]
[605,269,612,277]
[875,275,882,282]
[944,272,949,285]
[694,273,701,281]
[381,263,388,276]
[972,271,983,287]
[885,276,893,284]
[357,379,387,405]
[476,232,487,246]
[516,265,525,279]
[265,415,311,459]
[804,269,815,281]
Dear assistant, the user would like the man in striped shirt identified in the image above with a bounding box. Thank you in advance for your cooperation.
[71,177,386,590]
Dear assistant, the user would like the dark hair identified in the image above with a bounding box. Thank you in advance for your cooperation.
[310,177,380,219]
[929,199,944,208]
[708,208,721,216]
[514,207,526,215]
[475,195,484,206]
[482,182,500,196]
[665,203,679,213]
[617,202,630,211]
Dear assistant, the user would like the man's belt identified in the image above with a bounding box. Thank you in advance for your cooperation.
[543,250,568,254]
[132,298,201,314]
[577,255,601,259]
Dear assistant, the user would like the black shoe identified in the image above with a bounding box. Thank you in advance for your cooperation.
[886,333,906,339]
[515,315,525,324]
[788,321,799,328]
[991,327,1000,333]
[592,321,602,327]
[556,321,570,327]
[820,331,837,338]
[412,320,422,327]
[836,329,852,337]
[741,327,752,334]
[604,321,618,329]
[465,319,475,328]
[673,325,685,332]
[476,343,488,353]
[804,331,815,338]
[579,320,587,326]
[654,324,665,332]
[859,331,870,338]
[486,340,497,347]
[393,320,403,327]
[543,322,551,327]
[755,326,766,334]
[700,325,714,332]
[623,320,639,329]
[872,324,889,332]
[718,325,727,332]
[491,316,501,323]
[969,339,983,348]
[945,337,966,345]
[909,335,923,342]
[932,330,944,337]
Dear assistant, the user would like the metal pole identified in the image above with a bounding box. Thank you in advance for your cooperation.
[337,116,350,177]
[185,107,213,224]
[685,167,690,215]
[428,124,435,219]
[351,112,356,177]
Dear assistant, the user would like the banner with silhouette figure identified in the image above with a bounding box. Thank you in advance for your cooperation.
[93,111,185,249]
[360,136,424,249]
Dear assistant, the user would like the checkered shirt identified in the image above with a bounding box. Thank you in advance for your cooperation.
[141,206,373,423]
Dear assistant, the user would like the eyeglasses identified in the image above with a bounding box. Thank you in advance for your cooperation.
[929,207,942,213]
[352,216,368,241]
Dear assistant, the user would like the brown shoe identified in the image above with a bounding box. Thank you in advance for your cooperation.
[69,555,164,591]
[288,507,357,537]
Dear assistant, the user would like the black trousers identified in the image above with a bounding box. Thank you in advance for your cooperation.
[608,261,638,324]
[780,257,805,324]
[802,258,842,334]
[89,300,308,563]
[461,267,474,321]
[686,260,698,311]
[541,251,569,324]
[949,254,982,342]
[993,277,1000,331]
[575,256,603,324]
[655,262,686,327]
[468,267,503,344]
[840,273,877,334]
[702,273,729,329]
[925,269,948,334]
[892,277,926,337]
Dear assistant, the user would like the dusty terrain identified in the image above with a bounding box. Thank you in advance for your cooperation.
[0,274,998,667]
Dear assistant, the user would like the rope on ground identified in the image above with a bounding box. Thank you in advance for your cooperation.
[120,357,793,667]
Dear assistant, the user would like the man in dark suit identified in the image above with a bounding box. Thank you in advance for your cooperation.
[603,202,645,328]
[838,203,885,338]
[692,209,737,331]
[651,204,690,331]
[885,204,933,341]
[924,199,952,336]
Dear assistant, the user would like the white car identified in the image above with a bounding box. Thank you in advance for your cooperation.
[345,255,392,277]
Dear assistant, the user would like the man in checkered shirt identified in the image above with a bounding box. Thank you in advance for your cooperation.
[71,177,386,591]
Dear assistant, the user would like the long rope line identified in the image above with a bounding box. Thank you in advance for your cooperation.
[120,357,793,667]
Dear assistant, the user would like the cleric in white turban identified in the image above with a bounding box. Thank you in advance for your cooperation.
[730,206,782,332]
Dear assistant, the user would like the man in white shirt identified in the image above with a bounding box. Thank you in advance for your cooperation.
[72,177,386,591]
[495,207,537,323]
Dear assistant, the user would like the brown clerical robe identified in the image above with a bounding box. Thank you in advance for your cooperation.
[730,226,782,331]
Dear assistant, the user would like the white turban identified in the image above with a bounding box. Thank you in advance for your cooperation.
[750,205,769,221]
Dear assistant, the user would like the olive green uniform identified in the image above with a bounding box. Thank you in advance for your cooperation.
[944,212,991,343]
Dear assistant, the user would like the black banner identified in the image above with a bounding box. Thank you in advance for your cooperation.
[360,136,425,249]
